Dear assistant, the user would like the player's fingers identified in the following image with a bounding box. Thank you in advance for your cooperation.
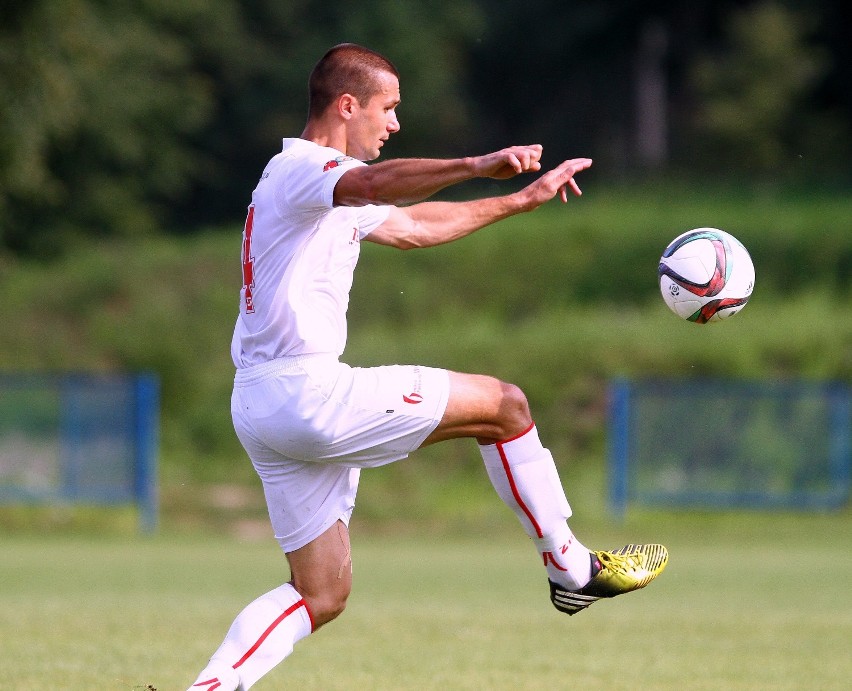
[515,151,537,172]
[514,145,543,171]
[567,177,583,196]
[559,185,568,203]
[527,144,544,164]
[569,157,593,172]
[552,158,588,177]
[558,158,590,196]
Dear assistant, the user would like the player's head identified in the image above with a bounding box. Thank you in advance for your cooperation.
[307,43,401,161]
[308,44,399,120]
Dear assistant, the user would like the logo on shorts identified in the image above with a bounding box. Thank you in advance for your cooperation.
[402,366,425,404]
[323,156,353,172]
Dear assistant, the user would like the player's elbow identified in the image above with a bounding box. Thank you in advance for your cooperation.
[372,218,432,250]
[374,235,425,251]
[394,233,429,250]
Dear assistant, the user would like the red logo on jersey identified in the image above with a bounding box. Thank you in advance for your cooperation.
[241,204,256,313]
[323,156,353,172]
[403,392,423,405]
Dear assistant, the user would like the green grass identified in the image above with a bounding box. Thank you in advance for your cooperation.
[2,509,850,690]
[1,186,850,688]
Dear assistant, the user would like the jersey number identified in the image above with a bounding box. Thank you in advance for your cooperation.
[242,204,256,314]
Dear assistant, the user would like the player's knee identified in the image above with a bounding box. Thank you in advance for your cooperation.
[309,593,349,628]
[302,581,351,629]
[499,381,532,432]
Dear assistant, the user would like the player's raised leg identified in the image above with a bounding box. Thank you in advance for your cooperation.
[423,372,596,589]
[187,520,351,690]
[424,371,668,613]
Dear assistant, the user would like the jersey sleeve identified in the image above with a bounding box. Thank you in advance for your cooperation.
[355,204,392,239]
[279,146,366,213]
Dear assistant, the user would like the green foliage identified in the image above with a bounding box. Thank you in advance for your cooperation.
[1,1,850,256]
[0,0,218,254]
[0,189,849,483]
[688,1,838,175]
[0,232,245,480]
[0,0,486,255]
[351,183,851,324]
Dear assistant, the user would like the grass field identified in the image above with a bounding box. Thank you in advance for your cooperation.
[2,508,850,690]
[3,180,851,687]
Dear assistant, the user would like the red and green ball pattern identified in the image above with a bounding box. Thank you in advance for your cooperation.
[658,229,750,324]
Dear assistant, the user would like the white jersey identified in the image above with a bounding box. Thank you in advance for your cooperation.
[231,138,391,368]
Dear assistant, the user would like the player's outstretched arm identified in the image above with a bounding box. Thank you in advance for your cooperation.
[366,157,592,250]
[334,145,545,207]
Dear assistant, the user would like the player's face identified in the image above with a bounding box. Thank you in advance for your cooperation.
[348,71,400,161]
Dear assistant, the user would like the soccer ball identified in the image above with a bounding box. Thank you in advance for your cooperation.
[658,228,755,324]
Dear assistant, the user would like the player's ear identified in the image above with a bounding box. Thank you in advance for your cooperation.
[338,93,357,120]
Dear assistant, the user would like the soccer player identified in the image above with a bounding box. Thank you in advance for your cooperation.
[188,43,667,690]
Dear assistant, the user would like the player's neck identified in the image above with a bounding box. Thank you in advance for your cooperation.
[301,119,348,155]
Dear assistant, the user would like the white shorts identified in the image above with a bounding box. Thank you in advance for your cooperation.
[231,354,450,552]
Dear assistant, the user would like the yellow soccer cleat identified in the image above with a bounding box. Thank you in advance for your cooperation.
[549,543,669,616]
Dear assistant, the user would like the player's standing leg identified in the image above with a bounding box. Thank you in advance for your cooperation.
[187,521,351,690]
[187,583,312,691]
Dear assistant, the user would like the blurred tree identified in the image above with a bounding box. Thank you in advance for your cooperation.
[466,0,850,180]
[172,0,486,229]
[0,0,221,255]
[463,0,748,172]
[687,1,832,175]
[0,0,485,254]
[0,0,848,257]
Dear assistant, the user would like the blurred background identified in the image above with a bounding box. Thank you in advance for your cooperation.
[0,0,849,532]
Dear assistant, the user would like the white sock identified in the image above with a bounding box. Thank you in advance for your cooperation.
[480,424,592,590]
[188,583,313,691]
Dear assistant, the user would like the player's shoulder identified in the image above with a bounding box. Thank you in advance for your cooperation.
[281,138,364,175]
[265,139,365,212]
[259,139,328,186]
[281,138,342,162]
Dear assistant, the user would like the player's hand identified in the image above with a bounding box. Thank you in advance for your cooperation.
[473,145,544,179]
[520,157,593,208]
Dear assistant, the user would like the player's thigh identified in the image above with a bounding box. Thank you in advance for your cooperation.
[236,359,448,467]
[423,371,531,445]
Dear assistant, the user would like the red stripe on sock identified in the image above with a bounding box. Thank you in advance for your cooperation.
[496,428,543,539]
[542,551,568,571]
[193,679,221,690]
[232,598,308,670]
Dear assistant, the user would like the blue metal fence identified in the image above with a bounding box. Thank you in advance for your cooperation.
[0,373,159,531]
[608,378,851,517]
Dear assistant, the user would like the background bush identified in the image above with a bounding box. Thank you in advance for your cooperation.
[1,0,850,256]
[1,186,848,492]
